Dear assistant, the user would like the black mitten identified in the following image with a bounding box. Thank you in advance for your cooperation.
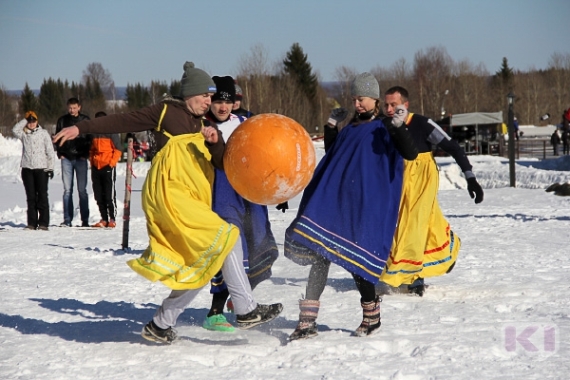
[276,201,289,213]
[467,177,484,204]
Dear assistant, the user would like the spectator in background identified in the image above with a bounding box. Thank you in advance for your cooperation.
[232,83,255,118]
[513,117,520,140]
[55,97,92,227]
[12,111,54,230]
[90,111,122,228]
[562,109,570,155]
[551,129,561,156]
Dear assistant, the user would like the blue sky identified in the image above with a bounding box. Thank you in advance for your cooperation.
[1,0,569,91]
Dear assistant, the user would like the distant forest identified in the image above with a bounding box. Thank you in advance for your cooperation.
[1,45,569,134]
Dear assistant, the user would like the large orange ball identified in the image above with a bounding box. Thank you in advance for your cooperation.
[223,113,316,205]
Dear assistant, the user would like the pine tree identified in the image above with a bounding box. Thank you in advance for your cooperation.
[149,80,168,104]
[83,77,106,115]
[125,83,151,110]
[495,57,514,87]
[0,86,16,128]
[38,78,66,124]
[283,43,318,102]
[169,80,181,98]
[19,83,38,115]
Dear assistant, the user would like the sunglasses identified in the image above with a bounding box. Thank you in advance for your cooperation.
[26,117,37,123]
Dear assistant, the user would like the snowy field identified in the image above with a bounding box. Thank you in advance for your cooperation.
[1,133,570,379]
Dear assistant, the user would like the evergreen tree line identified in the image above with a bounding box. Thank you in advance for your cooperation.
[1,46,569,136]
[235,45,570,132]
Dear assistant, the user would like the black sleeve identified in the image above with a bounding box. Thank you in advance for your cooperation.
[55,117,64,133]
[387,124,418,161]
[437,138,473,173]
[323,124,338,153]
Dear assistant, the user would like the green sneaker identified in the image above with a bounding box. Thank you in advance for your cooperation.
[202,314,235,332]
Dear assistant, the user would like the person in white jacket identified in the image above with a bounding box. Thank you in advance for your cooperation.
[12,111,55,230]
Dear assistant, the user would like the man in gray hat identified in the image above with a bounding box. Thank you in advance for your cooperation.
[53,61,283,344]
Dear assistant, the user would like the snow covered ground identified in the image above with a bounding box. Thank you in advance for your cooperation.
[1,133,569,379]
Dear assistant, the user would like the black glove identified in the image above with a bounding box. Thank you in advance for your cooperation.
[467,177,483,204]
[45,169,54,180]
[327,108,348,127]
[276,201,289,213]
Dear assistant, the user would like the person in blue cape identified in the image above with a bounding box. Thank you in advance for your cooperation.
[285,73,418,340]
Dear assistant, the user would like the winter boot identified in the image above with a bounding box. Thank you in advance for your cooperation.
[353,296,381,337]
[236,303,283,329]
[289,299,320,341]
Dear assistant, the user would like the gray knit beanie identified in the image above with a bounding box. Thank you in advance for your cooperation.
[350,72,380,99]
[179,62,217,98]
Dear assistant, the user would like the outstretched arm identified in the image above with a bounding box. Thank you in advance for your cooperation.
[53,126,79,146]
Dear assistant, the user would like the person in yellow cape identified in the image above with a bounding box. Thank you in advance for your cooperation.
[380,86,484,296]
[53,61,282,344]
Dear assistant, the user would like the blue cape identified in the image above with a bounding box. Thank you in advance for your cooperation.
[285,119,403,284]
[210,168,278,291]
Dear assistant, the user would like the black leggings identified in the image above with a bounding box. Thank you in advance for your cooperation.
[305,255,376,303]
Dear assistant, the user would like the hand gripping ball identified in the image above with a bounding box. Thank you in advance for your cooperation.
[223,113,316,205]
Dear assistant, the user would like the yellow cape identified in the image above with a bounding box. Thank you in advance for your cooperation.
[127,133,239,290]
[381,152,460,286]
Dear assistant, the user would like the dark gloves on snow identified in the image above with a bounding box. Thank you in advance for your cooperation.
[467,177,484,204]
[276,201,289,213]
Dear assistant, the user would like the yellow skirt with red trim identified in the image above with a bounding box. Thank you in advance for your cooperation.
[380,152,460,287]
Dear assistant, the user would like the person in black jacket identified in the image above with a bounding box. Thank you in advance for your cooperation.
[55,97,92,227]
[562,109,570,155]
[379,86,484,296]
[551,129,562,156]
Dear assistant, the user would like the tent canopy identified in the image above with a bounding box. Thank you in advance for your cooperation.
[451,111,503,126]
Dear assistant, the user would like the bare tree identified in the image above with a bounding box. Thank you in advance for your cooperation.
[331,65,357,112]
[452,60,490,114]
[413,46,454,119]
[236,44,273,111]
[82,62,114,99]
[547,52,570,115]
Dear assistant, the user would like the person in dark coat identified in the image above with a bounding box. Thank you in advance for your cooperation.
[561,110,570,155]
[55,97,92,227]
[551,129,561,156]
